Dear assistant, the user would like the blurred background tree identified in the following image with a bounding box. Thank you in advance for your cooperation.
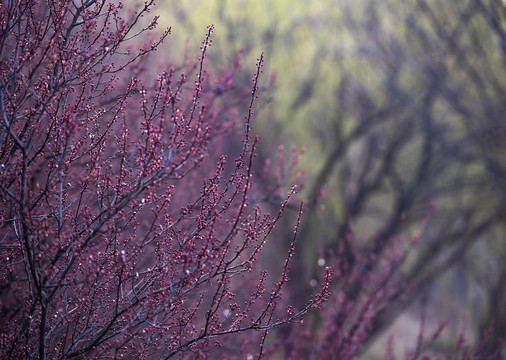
[157,0,506,357]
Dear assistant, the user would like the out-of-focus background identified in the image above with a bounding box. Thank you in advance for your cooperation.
[154,0,506,357]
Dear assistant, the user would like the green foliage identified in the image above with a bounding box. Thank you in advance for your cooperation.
[157,0,506,356]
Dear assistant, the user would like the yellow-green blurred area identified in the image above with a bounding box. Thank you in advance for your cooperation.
[152,0,506,357]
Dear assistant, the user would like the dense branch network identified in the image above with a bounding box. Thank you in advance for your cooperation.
[0,1,330,359]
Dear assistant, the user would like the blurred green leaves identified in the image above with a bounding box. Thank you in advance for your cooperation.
[157,0,506,354]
